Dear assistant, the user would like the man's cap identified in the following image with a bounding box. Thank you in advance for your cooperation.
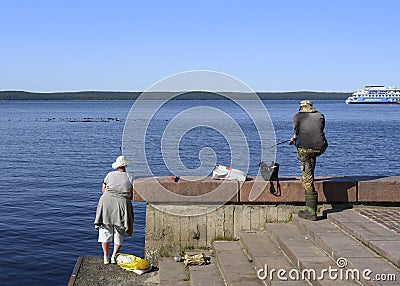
[300,100,313,107]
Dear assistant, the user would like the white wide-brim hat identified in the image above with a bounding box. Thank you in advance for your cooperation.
[112,156,130,169]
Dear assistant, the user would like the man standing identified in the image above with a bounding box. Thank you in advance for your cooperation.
[290,100,328,221]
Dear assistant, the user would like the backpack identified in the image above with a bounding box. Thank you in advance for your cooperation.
[259,161,281,196]
[259,161,279,181]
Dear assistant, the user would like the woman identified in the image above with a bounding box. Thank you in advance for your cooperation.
[94,156,134,264]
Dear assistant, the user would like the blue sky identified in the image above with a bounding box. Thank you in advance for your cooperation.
[1,0,399,92]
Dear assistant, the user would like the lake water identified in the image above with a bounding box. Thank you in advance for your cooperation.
[0,100,399,285]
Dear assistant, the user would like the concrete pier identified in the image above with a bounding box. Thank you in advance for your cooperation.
[70,175,400,286]
[136,176,399,261]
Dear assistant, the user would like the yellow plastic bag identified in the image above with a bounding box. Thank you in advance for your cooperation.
[116,253,151,271]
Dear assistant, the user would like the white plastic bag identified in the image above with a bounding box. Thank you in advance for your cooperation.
[212,165,246,182]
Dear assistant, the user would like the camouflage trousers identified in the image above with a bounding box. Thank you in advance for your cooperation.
[297,148,325,194]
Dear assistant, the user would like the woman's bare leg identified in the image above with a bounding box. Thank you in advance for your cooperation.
[102,242,110,257]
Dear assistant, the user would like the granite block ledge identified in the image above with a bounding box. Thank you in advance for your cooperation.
[133,176,399,204]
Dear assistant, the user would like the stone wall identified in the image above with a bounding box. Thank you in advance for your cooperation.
[144,203,295,262]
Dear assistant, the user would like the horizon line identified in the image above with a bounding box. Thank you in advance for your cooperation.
[0,90,352,94]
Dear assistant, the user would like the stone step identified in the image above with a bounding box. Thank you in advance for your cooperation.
[266,223,359,285]
[159,252,225,286]
[158,257,190,286]
[327,209,400,268]
[213,240,262,286]
[293,215,400,286]
[185,250,225,286]
[239,231,308,285]
[189,262,226,286]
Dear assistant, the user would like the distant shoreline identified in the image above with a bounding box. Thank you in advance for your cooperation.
[0,90,350,100]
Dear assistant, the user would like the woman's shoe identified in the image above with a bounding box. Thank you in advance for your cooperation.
[104,256,110,264]
[111,256,116,264]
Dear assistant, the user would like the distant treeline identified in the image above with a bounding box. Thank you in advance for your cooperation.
[0,90,350,100]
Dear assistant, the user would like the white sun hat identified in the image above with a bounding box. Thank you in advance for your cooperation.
[111,156,130,169]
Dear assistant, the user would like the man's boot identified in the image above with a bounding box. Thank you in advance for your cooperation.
[298,192,318,221]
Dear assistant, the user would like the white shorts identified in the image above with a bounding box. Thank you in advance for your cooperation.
[98,224,125,244]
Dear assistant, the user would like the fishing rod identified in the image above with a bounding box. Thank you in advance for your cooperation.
[266,139,291,149]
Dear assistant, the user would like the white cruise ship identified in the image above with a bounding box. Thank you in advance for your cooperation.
[345,86,400,104]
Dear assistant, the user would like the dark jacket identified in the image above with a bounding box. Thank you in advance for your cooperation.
[292,111,328,151]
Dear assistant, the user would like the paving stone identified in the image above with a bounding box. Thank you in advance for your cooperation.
[293,216,341,241]
[368,240,400,269]
[336,221,399,242]
[295,212,400,285]
[328,209,400,267]
[239,232,285,258]
[266,224,329,263]
[267,224,329,266]
[213,241,261,286]
[297,259,356,286]
[326,209,371,224]
[344,257,400,286]
[189,262,225,286]
[356,208,400,234]
[295,216,379,259]
[314,231,378,259]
